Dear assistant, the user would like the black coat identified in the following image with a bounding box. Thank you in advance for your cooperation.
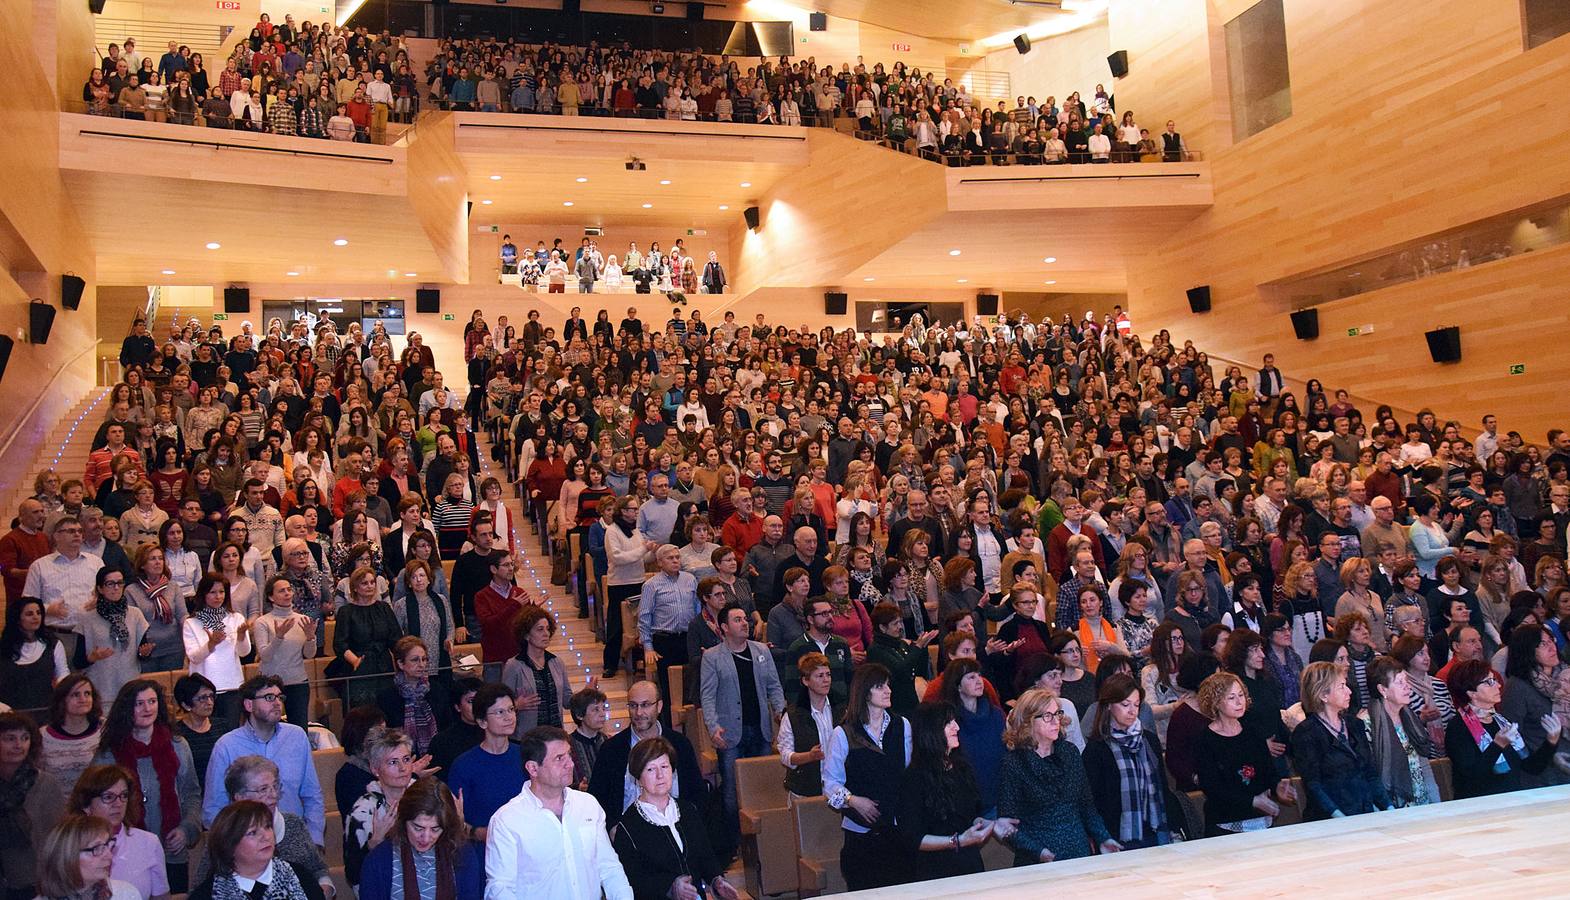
[588,728,707,827]
[610,798,725,900]
[1082,729,1187,843]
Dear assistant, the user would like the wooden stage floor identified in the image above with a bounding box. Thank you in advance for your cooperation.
[848,785,1570,898]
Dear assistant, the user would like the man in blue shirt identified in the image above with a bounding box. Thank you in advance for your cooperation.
[640,544,699,721]
[203,675,326,844]
[636,473,679,544]
[447,683,525,841]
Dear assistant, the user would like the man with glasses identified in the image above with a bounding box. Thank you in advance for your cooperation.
[202,674,326,845]
[783,598,854,708]
[27,517,105,654]
[448,682,525,841]
[586,680,706,827]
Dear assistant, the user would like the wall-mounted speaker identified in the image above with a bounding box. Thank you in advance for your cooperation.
[1425,326,1461,363]
[1108,49,1129,78]
[61,274,86,311]
[89,0,107,13]
[1289,308,1319,340]
[416,288,441,314]
[29,300,56,345]
[976,293,999,316]
[561,0,579,13]
[687,1,703,19]
[223,287,250,313]
[824,292,847,316]
[1186,285,1211,313]
[0,334,13,383]
[809,11,826,31]
[1014,34,1031,54]
[743,206,760,231]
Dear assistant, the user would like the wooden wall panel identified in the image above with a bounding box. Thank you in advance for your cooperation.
[406,112,471,285]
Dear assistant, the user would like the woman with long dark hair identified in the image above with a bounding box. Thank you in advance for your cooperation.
[92,679,201,892]
[180,574,251,727]
[42,674,105,792]
[0,710,67,899]
[0,595,67,717]
[823,664,911,891]
[895,702,990,880]
[357,778,483,900]
[1365,656,1441,807]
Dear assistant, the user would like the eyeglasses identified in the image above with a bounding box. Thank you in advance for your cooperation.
[102,580,125,587]
[239,783,281,798]
[96,790,131,805]
[252,692,284,703]
[81,838,117,858]
[1479,676,1500,687]
[628,700,660,710]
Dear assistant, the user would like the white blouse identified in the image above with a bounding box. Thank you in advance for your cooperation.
[182,611,252,691]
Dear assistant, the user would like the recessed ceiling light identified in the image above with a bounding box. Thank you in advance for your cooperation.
[957,278,969,283]
[863,277,875,282]
[659,179,671,185]
[1045,280,1057,285]
[641,203,653,208]
[286,271,300,276]
[333,238,349,246]
[949,249,962,256]
[739,181,751,187]
[205,242,221,250]
[718,205,729,210]
[161,269,176,275]
[1043,256,1057,263]
[563,201,574,207]
[489,175,502,181]
[404,272,417,277]
[576,177,588,183]
[481,199,493,205]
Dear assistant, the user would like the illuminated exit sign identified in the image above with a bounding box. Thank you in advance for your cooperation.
[891,42,911,52]
[215,0,241,8]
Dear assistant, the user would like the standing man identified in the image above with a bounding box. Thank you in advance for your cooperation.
[636,474,679,545]
[743,514,790,615]
[485,726,632,900]
[700,603,785,845]
[204,675,326,844]
[0,499,51,602]
[586,681,706,827]
[639,544,699,714]
[720,489,763,557]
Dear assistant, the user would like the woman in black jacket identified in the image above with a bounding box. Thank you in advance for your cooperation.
[611,736,738,900]
[1194,672,1296,836]
[1291,661,1390,820]
[895,702,990,881]
[1082,675,1183,848]
[1444,657,1562,798]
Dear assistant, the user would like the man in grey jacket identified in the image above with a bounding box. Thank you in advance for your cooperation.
[700,603,785,852]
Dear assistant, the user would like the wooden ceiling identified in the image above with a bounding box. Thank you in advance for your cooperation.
[737,0,1071,42]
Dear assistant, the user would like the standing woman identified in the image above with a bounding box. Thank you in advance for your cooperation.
[822,664,912,891]
[609,736,737,900]
[357,778,483,900]
[42,675,106,791]
[392,559,458,681]
[0,711,67,900]
[158,520,202,609]
[68,764,168,900]
[374,637,450,757]
[1140,622,1191,743]
[170,675,222,786]
[181,574,252,727]
[939,658,1005,815]
[125,544,187,673]
[1365,656,1441,807]
[213,542,262,623]
[1290,661,1390,820]
[187,800,325,900]
[1083,674,1181,848]
[332,565,403,709]
[503,606,571,735]
[895,702,991,882]
[603,495,651,678]
[1193,672,1296,837]
[33,814,140,900]
[93,679,202,894]
[993,687,1119,866]
[1280,560,1328,662]
[1496,622,1568,788]
[0,596,69,718]
[253,577,317,729]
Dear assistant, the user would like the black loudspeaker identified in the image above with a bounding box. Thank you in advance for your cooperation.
[687,1,703,19]
[1186,285,1211,313]
[809,12,826,31]
[560,0,577,12]
[824,292,847,316]
[743,206,760,231]
[1425,326,1462,363]
[0,334,13,383]
[29,300,56,345]
[976,293,999,316]
[1108,49,1129,78]
[1290,308,1319,341]
[416,288,441,314]
[223,287,249,313]
[61,274,86,311]
[1014,34,1031,54]
[89,0,107,13]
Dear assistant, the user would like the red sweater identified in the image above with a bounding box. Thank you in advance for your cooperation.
[0,528,52,602]
[474,582,536,663]
[721,511,764,556]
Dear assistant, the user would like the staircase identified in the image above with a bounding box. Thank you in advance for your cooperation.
[0,388,112,520]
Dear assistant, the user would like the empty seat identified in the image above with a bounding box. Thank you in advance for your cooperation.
[314,747,347,813]
[792,796,845,897]
[736,756,794,897]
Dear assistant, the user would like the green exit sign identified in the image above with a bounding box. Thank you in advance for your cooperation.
[1346,327,1359,337]
[442,313,455,321]
[1509,364,1526,375]
[212,313,228,320]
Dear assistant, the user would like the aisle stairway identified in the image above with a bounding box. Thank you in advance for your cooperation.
[0,388,111,518]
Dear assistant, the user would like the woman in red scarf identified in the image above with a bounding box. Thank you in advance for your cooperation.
[93,679,202,893]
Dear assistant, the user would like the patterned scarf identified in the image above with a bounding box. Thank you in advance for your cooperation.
[210,857,305,900]
[140,576,174,623]
[1108,721,1165,842]
[97,597,131,646]
[113,723,182,834]
[1460,708,1522,775]
[195,605,228,633]
[395,671,437,756]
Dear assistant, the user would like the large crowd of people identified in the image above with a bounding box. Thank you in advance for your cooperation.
[77,12,1194,166]
[0,293,1566,899]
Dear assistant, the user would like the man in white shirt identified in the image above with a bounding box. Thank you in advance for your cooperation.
[1252,477,1287,535]
[1474,413,1500,464]
[26,517,104,630]
[486,726,632,900]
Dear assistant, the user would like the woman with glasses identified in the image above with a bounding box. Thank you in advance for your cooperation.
[34,813,139,900]
[1445,657,1563,798]
[78,566,152,704]
[68,764,168,900]
[190,756,333,899]
[993,687,1120,866]
[92,679,202,893]
[171,674,222,788]
[0,711,67,899]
